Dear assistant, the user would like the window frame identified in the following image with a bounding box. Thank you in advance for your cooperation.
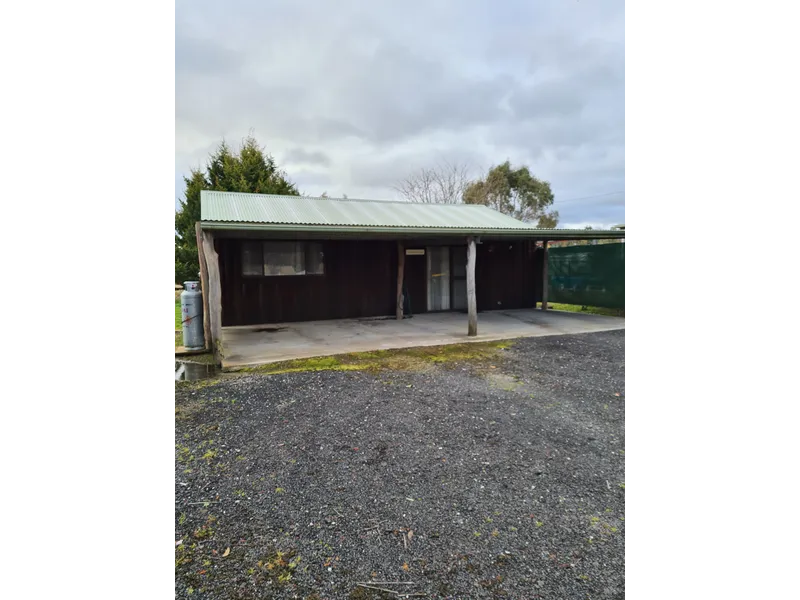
[240,240,326,278]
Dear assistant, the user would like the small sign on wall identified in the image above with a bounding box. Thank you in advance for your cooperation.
[405,249,425,255]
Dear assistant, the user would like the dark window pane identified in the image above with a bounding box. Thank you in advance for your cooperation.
[264,241,305,276]
[242,241,263,276]
[306,242,324,275]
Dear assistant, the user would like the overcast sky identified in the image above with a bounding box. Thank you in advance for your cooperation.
[176,0,624,228]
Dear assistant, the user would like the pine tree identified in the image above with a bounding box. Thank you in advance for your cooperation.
[174,136,299,283]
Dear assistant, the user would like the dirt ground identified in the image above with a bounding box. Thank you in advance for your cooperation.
[175,330,625,599]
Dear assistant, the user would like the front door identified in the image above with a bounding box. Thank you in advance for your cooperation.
[427,246,451,311]
[451,246,467,311]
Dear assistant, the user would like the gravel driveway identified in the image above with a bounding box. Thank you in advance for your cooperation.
[175,330,625,599]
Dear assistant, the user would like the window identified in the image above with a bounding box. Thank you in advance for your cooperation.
[241,241,325,276]
[242,242,263,276]
[305,242,324,275]
[264,241,306,276]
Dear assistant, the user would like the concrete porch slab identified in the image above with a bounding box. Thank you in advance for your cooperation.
[220,308,625,368]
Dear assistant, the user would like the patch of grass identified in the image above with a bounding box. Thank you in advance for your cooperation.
[546,303,624,317]
[176,302,182,330]
[175,399,207,422]
[175,375,231,391]
[240,355,368,375]
[487,373,523,391]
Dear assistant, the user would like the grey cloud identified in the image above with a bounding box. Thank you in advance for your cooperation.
[175,35,241,77]
[282,148,332,167]
[290,170,334,191]
[348,147,488,190]
[176,0,624,224]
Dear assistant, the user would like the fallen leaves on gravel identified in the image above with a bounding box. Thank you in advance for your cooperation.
[222,547,230,557]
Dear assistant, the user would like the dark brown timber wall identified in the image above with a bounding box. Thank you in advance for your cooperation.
[476,240,542,312]
[218,239,397,326]
[217,238,543,326]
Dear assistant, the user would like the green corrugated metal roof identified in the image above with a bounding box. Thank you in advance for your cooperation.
[199,191,624,238]
[201,191,538,230]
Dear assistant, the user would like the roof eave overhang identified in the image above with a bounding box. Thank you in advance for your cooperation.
[199,221,625,240]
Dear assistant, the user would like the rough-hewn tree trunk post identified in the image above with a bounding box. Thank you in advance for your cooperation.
[467,236,477,336]
[201,230,223,362]
[541,240,549,310]
[195,222,211,350]
[396,241,405,320]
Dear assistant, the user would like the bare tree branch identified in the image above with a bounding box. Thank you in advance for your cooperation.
[393,160,474,204]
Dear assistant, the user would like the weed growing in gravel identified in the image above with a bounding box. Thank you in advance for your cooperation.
[193,515,217,540]
[175,542,195,567]
[176,445,195,463]
[251,549,301,586]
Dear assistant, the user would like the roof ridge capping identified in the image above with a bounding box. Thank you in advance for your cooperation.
[201,189,488,208]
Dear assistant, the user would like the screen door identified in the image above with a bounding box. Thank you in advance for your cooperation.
[427,246,451,311]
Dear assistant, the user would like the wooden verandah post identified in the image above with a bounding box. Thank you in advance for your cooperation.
[467,236,477,336]
[396,241,405,319]
[195,222,211,350]
[200,228,223,362]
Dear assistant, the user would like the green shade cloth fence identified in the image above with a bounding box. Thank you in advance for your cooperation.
[548,243,625,309]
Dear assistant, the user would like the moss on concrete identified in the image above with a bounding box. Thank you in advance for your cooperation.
[233,339,517,375]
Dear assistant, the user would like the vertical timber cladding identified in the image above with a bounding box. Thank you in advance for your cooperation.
[216,237,543,325]
[476,239,540,311]
[218,238,398,326]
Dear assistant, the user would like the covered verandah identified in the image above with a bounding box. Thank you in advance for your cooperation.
[220,307,625,368]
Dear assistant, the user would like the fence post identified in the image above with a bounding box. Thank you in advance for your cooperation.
[541,241,549,310]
